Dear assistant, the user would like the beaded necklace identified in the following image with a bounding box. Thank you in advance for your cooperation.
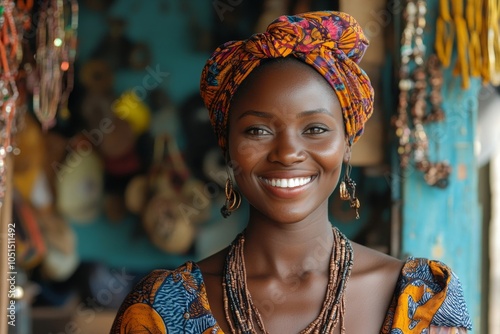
[0,0,31,204]
[435,0,500,87]
[394,0,452,188]
[33,0,78,131]
[222,227,353,334]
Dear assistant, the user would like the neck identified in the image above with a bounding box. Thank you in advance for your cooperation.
[242,208,335,280]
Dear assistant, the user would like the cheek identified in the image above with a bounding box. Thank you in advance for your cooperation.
[227,133,262,176]
[230,138,262,162]
[312,139,346,180]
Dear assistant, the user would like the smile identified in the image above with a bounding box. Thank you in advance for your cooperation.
[261,176,313,188]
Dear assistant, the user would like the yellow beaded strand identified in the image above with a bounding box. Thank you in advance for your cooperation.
[435,0,500,87]
[486,0,500,84]
[435,0,454,68]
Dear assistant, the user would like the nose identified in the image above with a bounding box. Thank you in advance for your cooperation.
[267,129,306,166]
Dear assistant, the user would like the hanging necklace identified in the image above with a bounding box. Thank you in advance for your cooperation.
[222,226,354,334]
[33,0,78,131]
[0,0,24,205]
[394,0,452,188]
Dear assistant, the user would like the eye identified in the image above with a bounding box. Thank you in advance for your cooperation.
[303,126,330,134]
[246,127,271,136]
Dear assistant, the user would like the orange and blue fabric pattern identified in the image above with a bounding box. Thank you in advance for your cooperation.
[200,11,375,154]
[382,258,472,333]
[110,258,471,333]
[110,262,223,333]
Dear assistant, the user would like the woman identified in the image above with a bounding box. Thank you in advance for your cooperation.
[110,11,472,333]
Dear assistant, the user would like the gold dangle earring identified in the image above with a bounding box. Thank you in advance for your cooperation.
[221,177,241,218]
[221,157,241,218]
[339,164,360,219]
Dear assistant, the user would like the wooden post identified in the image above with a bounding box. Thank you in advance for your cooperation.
[0,155,13,334]
[399,0,483,332]
[490,148,500,333]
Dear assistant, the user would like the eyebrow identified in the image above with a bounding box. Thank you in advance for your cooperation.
[296,108,334,118]
[237,108,334,120]
[237,110,274,120]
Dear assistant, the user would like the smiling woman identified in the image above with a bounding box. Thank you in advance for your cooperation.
[227,59,347,225]
[110,11,472,334]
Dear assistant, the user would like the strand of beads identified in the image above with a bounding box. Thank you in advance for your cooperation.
[33,0,78,131]
[435,0,500,86]
[393,0,451,189]
[222,227,353,334]
[0,0,21,205]
[393,0,415,169]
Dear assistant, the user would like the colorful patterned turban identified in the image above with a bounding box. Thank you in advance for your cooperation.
[200,11,374,153]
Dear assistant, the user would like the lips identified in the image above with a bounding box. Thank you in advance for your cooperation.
[261,176,313,188]
[258,174,315,199]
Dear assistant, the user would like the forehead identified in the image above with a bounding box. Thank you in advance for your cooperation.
[230,58,341,117]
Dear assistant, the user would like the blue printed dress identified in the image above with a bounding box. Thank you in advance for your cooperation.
[109,258,472,333]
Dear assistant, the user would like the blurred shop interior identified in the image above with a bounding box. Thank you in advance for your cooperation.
[0,0,499,333]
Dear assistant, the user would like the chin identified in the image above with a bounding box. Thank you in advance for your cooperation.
[252,203,323,225]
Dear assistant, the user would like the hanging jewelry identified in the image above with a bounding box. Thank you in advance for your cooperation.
[339,179,349,201]
[451,0,471,88]
[0,0,26,205]
[435,0,500,86]
[393,0,416,170]
[339,164,360,219]
[425,54,445,123]
[485,0,500,84]
[222,227,354,334]
[221,177,241,218]
[466,0,483,77]
[435,0,454,68]
[33,0,78,131]
[394,0,451,189]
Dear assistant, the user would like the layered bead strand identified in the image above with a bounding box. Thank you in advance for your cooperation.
[223,227,354,334]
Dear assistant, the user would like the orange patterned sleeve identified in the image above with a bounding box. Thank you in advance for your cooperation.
[109,262,224,334]
[110,270,170,334]
[381,258,472,333]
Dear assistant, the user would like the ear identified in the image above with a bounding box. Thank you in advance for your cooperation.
[343,140,352,163]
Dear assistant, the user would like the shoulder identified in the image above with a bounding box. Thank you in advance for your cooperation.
[349,242,404,294]
[122,261,203,305]
[110,262,218,334]
[197,246,229,276]
[383,257,472,333]
[351,242,404,277]
[344,243,404,332]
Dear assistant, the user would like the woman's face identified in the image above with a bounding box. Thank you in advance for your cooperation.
[228,59,349,224]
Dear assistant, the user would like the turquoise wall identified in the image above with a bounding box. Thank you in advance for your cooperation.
[396,0,483,331]
[78,0,212,105]
[73,0,217,272]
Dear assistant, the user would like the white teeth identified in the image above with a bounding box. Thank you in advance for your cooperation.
[263,177,312,188]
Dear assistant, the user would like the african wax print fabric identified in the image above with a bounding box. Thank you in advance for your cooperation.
[110,258,472,333]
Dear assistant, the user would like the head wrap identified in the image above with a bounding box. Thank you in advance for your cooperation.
[200,11,374,153]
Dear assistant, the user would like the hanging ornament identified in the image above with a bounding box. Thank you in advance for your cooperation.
[435,0,500,87]
[0,0,28,205]
[393,0,452,188]
[33,0,78,131]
